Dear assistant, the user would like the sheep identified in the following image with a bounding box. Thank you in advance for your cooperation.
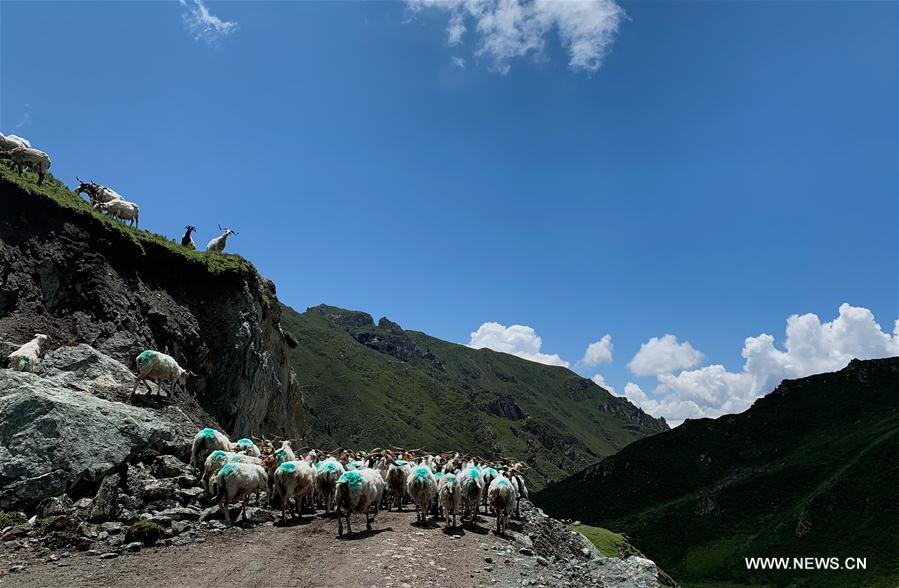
[385,459,412,511]
[201,450,262,493]
[488,473,518,535]
[315,457,345,514]
[509,468,529,519]
[406,464,438,523]
[481,465,498,512]
[74,178,124,206]
[335,468,385,537]
[7,333,48,372]
[180,225,197,249]
[214,462,268,524]
[1,146,51,184]
[271,460,316,521]
[232,438,261,457]
[0,133,30,151]
[190,427,232,470]
[131,350,194,399]
[96,198,139,227]
[458,466,484,525]
[207,225,237,253]
[437,472,461,529]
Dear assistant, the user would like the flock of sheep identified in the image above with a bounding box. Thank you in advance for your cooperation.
[190,428,530,537]
[1,131,238,253]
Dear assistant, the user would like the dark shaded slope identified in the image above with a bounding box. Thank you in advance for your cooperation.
[282,304,667,489]
[535,357,899,587]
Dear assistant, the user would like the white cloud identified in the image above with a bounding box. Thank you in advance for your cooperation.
[468,322,569,367]
[627,334,704,376]
[180,0,238,46]
[581,334,613,367]
[15,104,31,129]
[407,0,625,74]
[451,56,466,69]
[622,304,899,425]
[591,373,615,394]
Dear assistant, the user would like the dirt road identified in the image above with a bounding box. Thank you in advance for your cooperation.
[1,508,540,588]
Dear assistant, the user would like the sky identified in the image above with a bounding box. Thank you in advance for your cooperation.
[2,0,896,426]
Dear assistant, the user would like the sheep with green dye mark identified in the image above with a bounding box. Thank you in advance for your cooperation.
[214,462,268,524]
[202,449,262,493]
[458,465,484,526]
[232,438,261,458]
[509,466,529,519]
[271,460,316,521]
[132,350,194,400]
[335,468,385,537]
[385,460,412,512]
[315,457,345,515]
[480,466,499,513]
[488,473,518,535]
[437,472,462,529]
[406,464,438,523]
[190,427,232,470]
[6,333,48,372]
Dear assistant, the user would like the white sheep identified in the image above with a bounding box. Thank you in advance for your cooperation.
[232,438,261,457]
[335,468,385,537]
[214,462,268,524]
[1,146,51,184]
[437,472,461,529]
[190,427,232,470]
[132,350,193,398]
[0,133,30,151]
[385,459,412,511]
[315,457,345,514]
[488,473,518,535]
[406,463,438,523]
[96,198,139,227]
[201,450,262,493]
[509,468,529,519]
[458,465,484,526]
[7,333,48,372]
[271,460,316,521]
[207,225,237,253]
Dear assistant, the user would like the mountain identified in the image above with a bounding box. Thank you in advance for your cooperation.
[0,166,303,439]
[534,357,899,587]
[281,304,668,490]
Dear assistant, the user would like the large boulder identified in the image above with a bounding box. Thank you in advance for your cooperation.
[0,351,176,510]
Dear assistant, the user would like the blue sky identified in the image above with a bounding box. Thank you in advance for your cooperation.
[2,1,896,424]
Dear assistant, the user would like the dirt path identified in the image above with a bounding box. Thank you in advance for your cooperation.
[1,508,537,588]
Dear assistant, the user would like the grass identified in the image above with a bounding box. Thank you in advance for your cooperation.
[535,358,899,588]
[125,519,166,545]
[0,511,26,528]
[574,524,628,558]
[282,304,668,490]
[0,163,256,277]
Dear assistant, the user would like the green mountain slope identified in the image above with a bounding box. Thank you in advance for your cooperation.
[534,357,899,587]
[281,304,668,489]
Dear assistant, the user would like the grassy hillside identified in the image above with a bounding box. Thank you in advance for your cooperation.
[282,304,668,489]
[535,357,899,587]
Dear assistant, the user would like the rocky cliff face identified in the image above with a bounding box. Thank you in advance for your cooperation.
[0,174,303,439]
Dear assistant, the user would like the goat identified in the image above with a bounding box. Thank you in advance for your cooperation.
[488,473,518,535]
[207,224,237,253]
[180,225,197,249]
[6,333,48,372]
[406,464,437,523]
[1,146,50,184]
[190,427,232,470]
[214,462,268,524]
[74,178,124,206]
[271,460,316,521]
[335,469,385,537]
[131,350,193,398]
[96,198,139,227]
[437,472,461,529]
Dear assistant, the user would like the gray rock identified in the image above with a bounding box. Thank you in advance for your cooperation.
[99,552,118,559]
[88,474,121,522]
[73,498,93,510]
[242,507,275,523]
[100,522,124,534]
[39,495,73,517]
[124,541,142,552]
[156,507,201,522]
[153,455,192,479]
[199,505,223,522]
[171,520,193,535]
[0,352,175,511]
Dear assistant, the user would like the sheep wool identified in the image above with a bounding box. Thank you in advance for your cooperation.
[338,471,364,502]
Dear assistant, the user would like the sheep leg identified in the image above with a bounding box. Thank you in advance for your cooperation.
[221,499,231,524]
[240,496,249,521]
[345,512,352,536]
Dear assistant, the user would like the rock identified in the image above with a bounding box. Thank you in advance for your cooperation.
[88,474,121,522]
[124,541,143,552]
[519,548,534,556]
[73,498,93,510]
[9,564,25,573]
[199,505,223,522]
[536,556,548,566]
[153,455,192,479]
[100,522,124,534]
[171,520,193,535]
[0,354,176,511]
[177,475,199,489]
[125,519,166,546]
[176,487,204,503]
[242,507,275,523]
[39,495,73,517]
[147,498,180,511]
[99,552,118,559]
[140,480,176,502]
[155,507,201,522]
[485,557,494,563]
